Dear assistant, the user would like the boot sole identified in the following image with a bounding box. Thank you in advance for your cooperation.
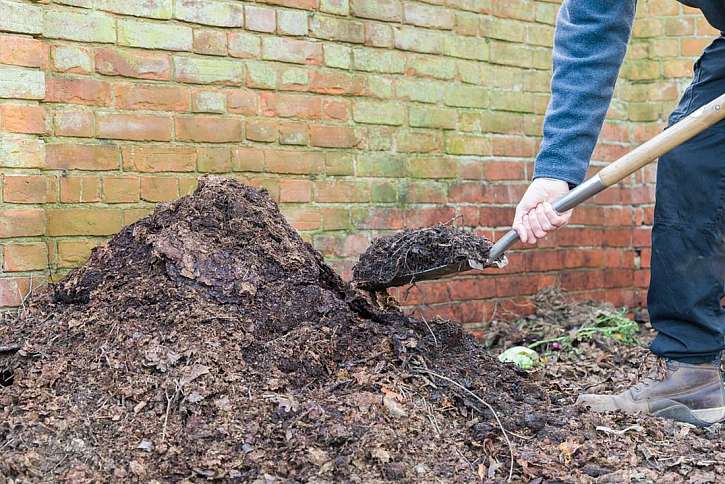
[653,403,725,427]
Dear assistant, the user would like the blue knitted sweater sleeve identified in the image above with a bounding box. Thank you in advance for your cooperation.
[533,0,637,186]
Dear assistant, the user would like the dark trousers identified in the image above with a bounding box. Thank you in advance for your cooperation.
[648,35,725,363]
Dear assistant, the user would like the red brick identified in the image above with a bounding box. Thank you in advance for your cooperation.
[0,277,32,308]
[60,175,101,203]
[122,145,196,172]
[46,78,112,106]
[280,179,313,202]
[95,47,172,80]
[279,122,309,145]
[3,175,55,203]
[3,243,48,272]
[197,146,233,173]
[228,90,258,115]
[232,147,265,172]
[175,116,244,142]
[141,176,179,202]
[193,29,227,56]
[0,34,48,68]
[281,205,322,230]
[260,92,322,119]
[113,83,190,111]
[0,208,45,238]
[97,113,173,141]
[0,104,47,134]
[310,125,357,148]
[322,99,350,121]
[103,176,140,203]
[46,143,120,170]
[482,161,526,181]
[264,150,324,174]
[491,135,536,157]
[246,119,278,142]
[46,208,123,236]
[405,207,456,228]
[316,180,369,203]
[309,69,366,95]
[54,110,94,137]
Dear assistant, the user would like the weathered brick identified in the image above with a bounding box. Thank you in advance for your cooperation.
[325,152,354,175]
[310,125,357,148]
[257,0,318,10]
[118,18,192,51]
[60,175,101,203]
[52,45,92,74]
[174,56,244,85]
[394,26,444,54]
[228,31,261,59]
[3,175,54,203]
[445,134,490,155]
[47,208,123,236]
[403,2,454,30]
[365,21,394,47]
[351,0,401,21]
[140,176,179,202]
[396,130,442,153]
[175,0,243,27]
[0,65,45,100]
[262,37,323,65]
[353,47,405,73]
[278,9,309,36]
[44,8,115,43]
[444,85,489,108]
[0,34,48,69]
[45,78,111,105]
[321,0,349,15]
[3,243,48,272]
[57,240,100,268]
[97,112,173,141]
[246,119,278,142]
[480,17,526,42]
[192,89,225,113]
[322,98,350,120]
[264,150,324,174]
[46,143,119,170]
[0,208,45,238]
[0,135,45,168]
[245,61,277,89]
[193,29,227,56]
[260,92,322,119]
[353,100,404,125]
[0,104,47,134]
[245,5,276,32]
[197,146,232,172]
[96,47,172,80]
[315,180,369,203]
[0,1,42,34]
[103,176,140,203]
[228,90,258,115]
[490,41,532,67]
[489,90,535,113]
[356,152,405,177]
[406,54,456,79]
[175,115,244,142]
[309,69,365,95]
[491,0,535,22]
[279,122,309,145]
[232,147,265,172]
[122,145,196,172]
[324,44,352,69]
[279,64,310,89]
[279,179,313,203]
[406,156,457,178]
[409,105,457,129]
[53,110,94,137]
[97,0,172,19]
[310,15,365,43]
[114,83,190,112]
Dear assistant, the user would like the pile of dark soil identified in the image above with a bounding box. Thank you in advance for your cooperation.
[0,177,547,482]
[352,224,494,290]
[2,178,722,483]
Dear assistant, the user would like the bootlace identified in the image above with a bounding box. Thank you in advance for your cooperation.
[631,357,668,393]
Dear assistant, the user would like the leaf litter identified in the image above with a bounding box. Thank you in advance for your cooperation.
[0,177,723,482]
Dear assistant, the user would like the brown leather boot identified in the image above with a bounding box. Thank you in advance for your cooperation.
[576,359,725,427]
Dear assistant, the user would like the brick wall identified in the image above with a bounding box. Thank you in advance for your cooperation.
[0,0,718,324]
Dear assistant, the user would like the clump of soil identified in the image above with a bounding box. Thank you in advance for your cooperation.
[352,224,494,290]
[0,177,547,482]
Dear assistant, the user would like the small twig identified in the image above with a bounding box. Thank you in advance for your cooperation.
[0,344,20,353]
[416,368,515,482]
[421,316,438,348]
[162,382,180,443]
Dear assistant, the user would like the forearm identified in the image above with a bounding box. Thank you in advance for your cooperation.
[534,0,636,186]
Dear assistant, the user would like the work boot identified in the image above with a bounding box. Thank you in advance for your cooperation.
[576,358,725,427]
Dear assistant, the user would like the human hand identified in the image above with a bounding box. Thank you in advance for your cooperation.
[513,178,571,244]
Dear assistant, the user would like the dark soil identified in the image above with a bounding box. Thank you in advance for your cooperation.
[0,177,546,482]
[352,224,494,290]
[2,177,722,483]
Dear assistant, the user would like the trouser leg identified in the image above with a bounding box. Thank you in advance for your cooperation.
[648,36,725,363]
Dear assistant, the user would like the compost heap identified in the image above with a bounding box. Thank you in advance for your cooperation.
[0,177,548,482]
[3,177,724,483]
[352,224,494,290]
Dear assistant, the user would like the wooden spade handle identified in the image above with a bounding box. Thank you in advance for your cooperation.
[598,92,725,187]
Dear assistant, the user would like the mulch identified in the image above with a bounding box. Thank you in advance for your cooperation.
[1,176,723,482]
